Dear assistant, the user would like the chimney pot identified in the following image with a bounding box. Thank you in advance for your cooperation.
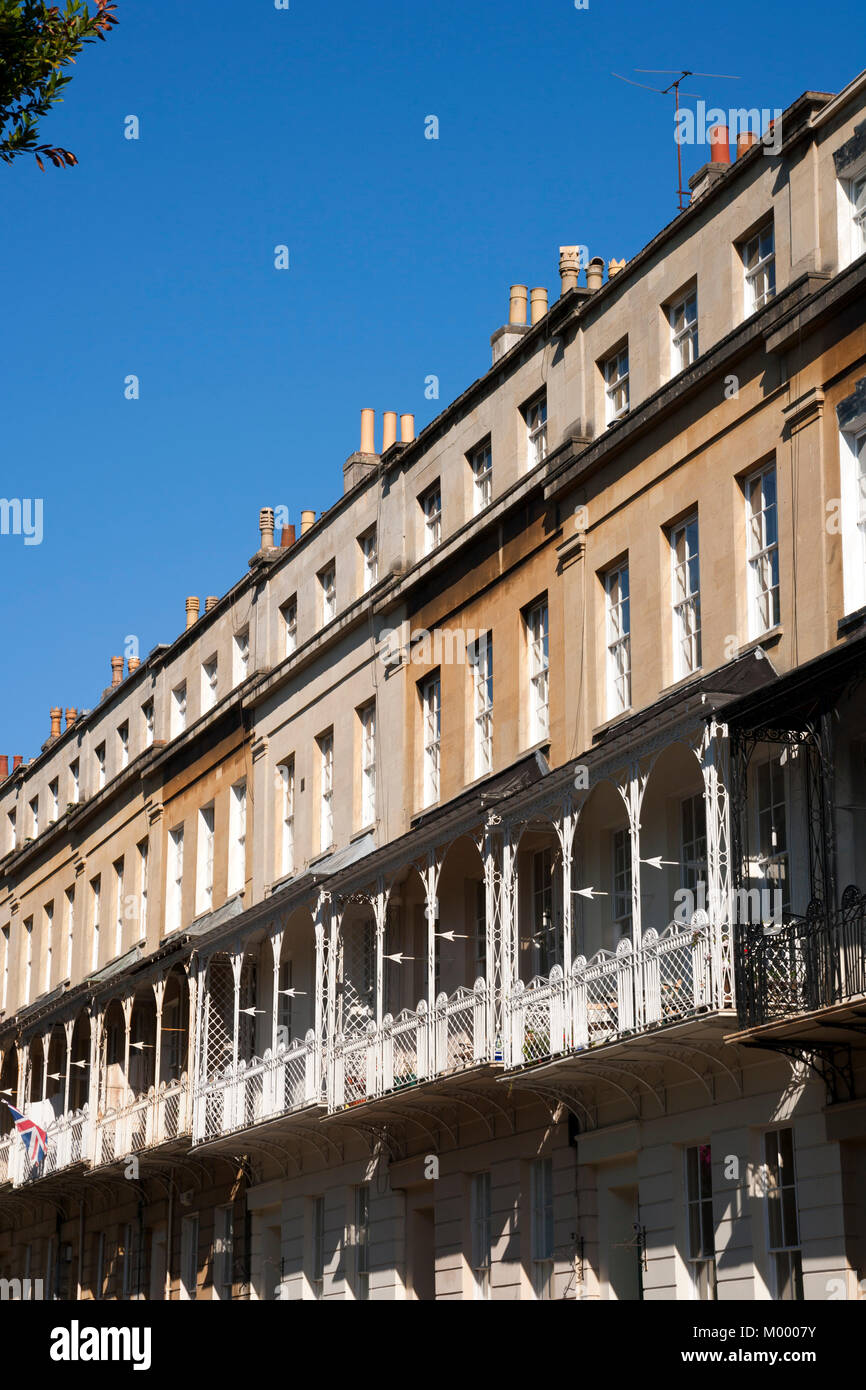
[559,247,582,295]
[110,656,124,686]
[530,288,548,324]
[50,707,62,737]
[259,506,275,551]
[65,708,77,730]
[400,414,415,444]
[382,411,398,452]
[279,526,296,550]
[508,285,528,326]
[736,130,758,158]
[360,408,376,455]
[301,510,315,535]
[586,257,604,292]
[185,597,199,630]
[13,755,23,770]
[127,657,141,674]
[608,258,626,279]
[709,125,731,164]
[0,756,7,781]
[204,596,219,612]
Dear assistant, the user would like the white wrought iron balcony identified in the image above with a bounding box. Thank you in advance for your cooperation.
[91,1076,192,1169]
[193,1032,319,1144]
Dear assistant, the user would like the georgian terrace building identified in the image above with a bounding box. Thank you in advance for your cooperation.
[1,70,866,1302]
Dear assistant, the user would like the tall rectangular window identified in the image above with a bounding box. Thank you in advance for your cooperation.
[90,876,101,971]
[280,760,295,878]
[137,839,148,939]
[359,704,376,827]
[214,1205,233,1301]
[278,958,293,1039]
[318,734,334,850]
[680,794,707,897]
[469,634,493,778]
[43,901,53,994]
[233,628,250,684]
[421,484,442,555]
[471,1172,492,1299]
[764,1128,803,1301]
[311,1196,325,1301]
[8,808,16,852]
[526,600,550,743]
[849,172,866,259]
[525,396,548,468]
[113,858,124,958]
[29,795,39,838]
[531,1158,554,1300]
[70,760,80,805]
[612,827,632,932]
[118,722,129,770]
[228,782,246,895]
[142,701,154,749]
[754,753,789,913]
[743,223,775,312]
[470,441,492,512]
[196,804,215,915]
[604,346,629,423]
[685,1144,717,1299]
[319,565,336,624]
[281,596,298,657]
[605,563,631,716]
[1,925,8,1012]
[839,427,866,615]
[354,1186,370,1301]
[181,1214,199,1301]
[121,1224,134,1300]
[746,464,780,637]
[64,886,74,980]
[171,683,187,738]
[671,516,701,679]
[95,1232,105,1300]
[201,658,218,713]
[167,826,184,933]
[421,674,441,807]
[360,529,378,593]
[670,290,698,373]
[533,847,557,975]
[49,778,59,823]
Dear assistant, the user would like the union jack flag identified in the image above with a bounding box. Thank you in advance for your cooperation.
[4,1101,47,1164]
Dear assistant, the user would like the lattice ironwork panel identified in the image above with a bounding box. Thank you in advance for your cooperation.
[205,956,235,1079]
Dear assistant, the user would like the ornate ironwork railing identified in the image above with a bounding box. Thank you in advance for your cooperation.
[734,885,866,1026]
[195,1033,319,1142]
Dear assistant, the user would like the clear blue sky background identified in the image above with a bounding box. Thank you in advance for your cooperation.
[1,0,859,760]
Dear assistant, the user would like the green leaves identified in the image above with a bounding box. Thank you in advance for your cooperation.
[0,0,119,168]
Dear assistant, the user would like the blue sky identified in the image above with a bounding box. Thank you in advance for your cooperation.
[1,0,858,759]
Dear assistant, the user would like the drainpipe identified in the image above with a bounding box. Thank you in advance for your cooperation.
[76,1199,84,1299]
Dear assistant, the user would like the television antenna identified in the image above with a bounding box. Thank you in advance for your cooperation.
[612,69,740,210]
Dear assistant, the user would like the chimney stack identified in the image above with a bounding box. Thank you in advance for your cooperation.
[301,510,315,535]
[110,656,124,687]
[508,285,528,326]
[185,598,199,630]
[65,708,77,730]
[736,130,758,158]
[400,414,415,444]
[586,257,604,291]
[0,756,7,781]
[708,125,731,165]
[127,657,140,674]
[608,258,626,279]
[50,707,62,738]
[530,288,548,324]
[382,411,398,453]
[259,507,275,551]
[559,247,582,295]
[12,755,23,771]
[360,408,376,455]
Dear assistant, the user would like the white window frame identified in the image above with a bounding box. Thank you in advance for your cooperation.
[171,683,187,738]
[526,600,550,743]
[319,565,336,625]
[64,886,74,980]
[43,900,53,994]
[282,596,298,657]
[360,530,378,594]
[470,441,492,512]
[118,722,129,771]
[180,1214,199,1301]
[421,484,442,555]
[354,1186,370,1301]
[233,629,250,685]
[7,808,15,852]
[49,778,59,823]
[525,396,548,468]
[670,290,698,373]
[318,733,334,851]
[167,826,184,933]
[684,1144,717,1300]
[142,700,154,749]
[280,760,295,878]
[611,826,632,932]
[90,876,101,971]
[421,675,441,807]
[311,1195,325,1301]
[743,223,776,313]
[23,917,33,1005]
[196,804,215,916]
[470,1172,492,1300]
[604,347,629,424]
[95,743,106,792]
[70,759,79,806]
[359,704,376,827]
[671,515,701,680]
[839,425,866,615]
[137,838,148,939]
[469,633,493,779]
[531,1157,554,1300]
[605,563,631,716]
[763,1127,803,1301]
[228,782,246,895]
[201,657,218,713]
[29,795,39,838]
[113,858,124,957]
[214,1205,233,1302]
[850,171,866,259]
[745,464,780,638]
